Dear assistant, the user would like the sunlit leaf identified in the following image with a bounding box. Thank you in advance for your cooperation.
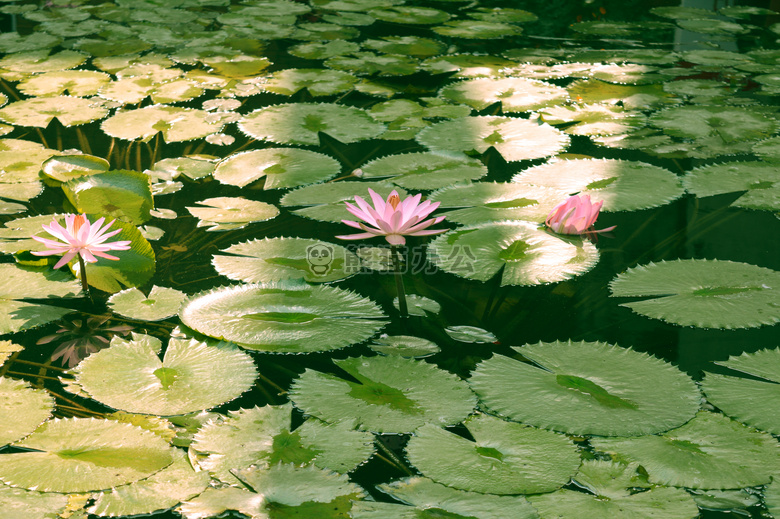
[63,170,153,225]
[101,105,224,142]
[439,77,568,112]
[359,152,486,190]
[186,196,279,231]
[214,148,341,189]
[0,377,54,447]
[682,161,780,211]
[0,96,108,128]
[107,285,186,321]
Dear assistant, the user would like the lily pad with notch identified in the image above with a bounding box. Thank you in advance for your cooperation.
[432,20,522,39]
[17,70,110,98]
[405,413,580,494]
[609,259,780,329]
[369,335,440,357]
[429,221,599,286]
[359,152,486,190]
[439,77,569,112]
[0,96,108,128]
[69,333,257,416]
[469,340,701,436]
[186,196,279,232]
[62,170,153,225]
[179,280,387,353]
[0,377,54,447]
[289,354,476,433]
[214,148,341,189]
[281,181,408,223]
[107,285,186,321]
[101,105,224,142]
[682,161,780,211]
[537,103,647,137]
[649,105,777,144]
[261,68,358,96]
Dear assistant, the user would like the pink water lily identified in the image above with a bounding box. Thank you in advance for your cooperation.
[32,214,132,269]
[545,194,616,235]
[337,188,447,245]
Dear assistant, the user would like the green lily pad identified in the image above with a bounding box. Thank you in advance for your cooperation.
[0,264,80,333]
[406,413,580,494]
[591,411,780,489]
[649,105,777,143]
[70,333,257,416]
[528,460,699,519]
[0,50,85,78]
[289,355,476,433]
[651,6,719,19]
[281,181,407,223]
[0,96,108,128]
[288,40,361,59]
[62,170,153,225]
[214,148,341,189]
[567,79,680,110]
[439,77,568,112]
[417,116,569,162]
[363,36,446,57]
[101,105,223,142]
[368,6,449,24]
[358,152,486,190]
[0,33,61,55]
[88,448,210,517]
[0,417,175,493]
[512,158,684,212]
[538,104,646,136]
[764,477,780,517]
[0,377,54,446]
[369,335,440,357]
[190,403,374,485]
[662,79,733,98]
[587,63,664,85]
[262,68,358,96]
[0,486,69,519]
[444,326,496,343]
[609,259,780,329]
[179,280,387,353]
[213,237,360,284]
[107,285,186,321]
[429,221,599,286]
[393,294,441,317]
[689,489,760,512]
[17,70,110,97]
[702,348,780,435]
[186,196,279,231]
[682,161,780,211]
[420,54,519,77]
[681,49,752,66]
[149,156,216,181]
[364,476,539,519]
[677,18,749,36]
[470,340,701,436]
[432,20,522,39]
[239,103,385,145]
[468,7,537,23]
[41,153,110,182]
[325,52,420,76]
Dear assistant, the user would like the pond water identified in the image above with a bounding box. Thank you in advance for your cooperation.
[0,0,779,517]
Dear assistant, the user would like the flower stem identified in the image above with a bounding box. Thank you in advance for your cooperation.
[77,254,90,296]
[391,245,408,318]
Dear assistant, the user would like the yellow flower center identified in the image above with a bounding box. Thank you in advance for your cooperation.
[388,194,400,209]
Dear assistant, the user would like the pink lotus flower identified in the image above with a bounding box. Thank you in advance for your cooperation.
[336,189,447,246]
[545,194,616,235]
[32,214,132,269]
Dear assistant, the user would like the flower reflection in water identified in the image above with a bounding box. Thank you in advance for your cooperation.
[37,315,133,368]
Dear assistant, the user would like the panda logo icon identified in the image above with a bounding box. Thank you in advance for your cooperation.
[306,243,334,276]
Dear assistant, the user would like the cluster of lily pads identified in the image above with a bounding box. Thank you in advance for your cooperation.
[0,0,777,517]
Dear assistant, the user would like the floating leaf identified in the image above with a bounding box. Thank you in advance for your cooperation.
[149,156,216,181]
[393,294,441,317]
[88,449,210,517]
[186,196,279,232]
[213,237,360,284]
[362,36,446,57]
[682,161,780,211]
[677,18,749,36]
[101,105,223,142]
[62,170,153,225]
[512,158,684,212]
[432,20,522,38]
[17,70,110,97]
[0,377,54,447]
[528,460,698,519]
[191,404,374,485]
[0,96,108,127]
[368,6,449,24]
[567,79,680,110]
[107,285,186,321]
[239,103,385,145]
[591,411,780,489]
[420,54,519,77]
[179,280,387,353]
[689,489,759,512]
[262,68,358,96]
[538,103,646,136]
[429,221,599,286]
[289,355,476,433]
[325,52,420,76]
[702,349,780,435]
[41,153,110,182]
[71,333,257,416]
[406,413,580,494]
[0,50,85,78]
[649,105,777,143]
[359,152,486,190]
[288,40,361,59]
[0,264,80,334]
[369,335,440,357]
[609,259,780,329]
[469,341,701,436]
[281,181,407,223]
[214,148,341,189]
[0,417,175,493]
[0,485,69,518]
[417,116,570,162]
[444,325,496,343]
[439,77,568,112]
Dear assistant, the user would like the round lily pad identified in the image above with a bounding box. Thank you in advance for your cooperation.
[325,52,420,76]
[609,259,780,329]
[702,348,780,435]
[17,70,111,97]
[512,158,684,212]
[406,413,580,494]
[591,411,780,489]
[41,153,110,182]
[262,68,358,96]
[101,105,223,142]
[567,79,680,110]
[469,340,701,436]
[537,104,646,136]
[289,355,476,433]
[0,417,175,493]
[416,116,569,162]
[179,280,387,353]
[358,152,486,190]
[281,181,407,223]
[439,77,568,112]
[287,40,361,59]
[369,335,440,357]
[191,404,374,485]
[107,285,186,321]
[368,6,449,24]
[393,295,441,317]
[649,105,777,143]
[186,196,279,232]
[239,103,385,145]
[362,36,446,57]
[212,237,360,284]
[0,377,54,446]
[428,221,600,286]
[214,148,341,189]
[0,96,108,127]
[444,326,496,343]
[432,20,522,39]
[682,161,780,211]
[0,486,69,519]
[71,334,257,416]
